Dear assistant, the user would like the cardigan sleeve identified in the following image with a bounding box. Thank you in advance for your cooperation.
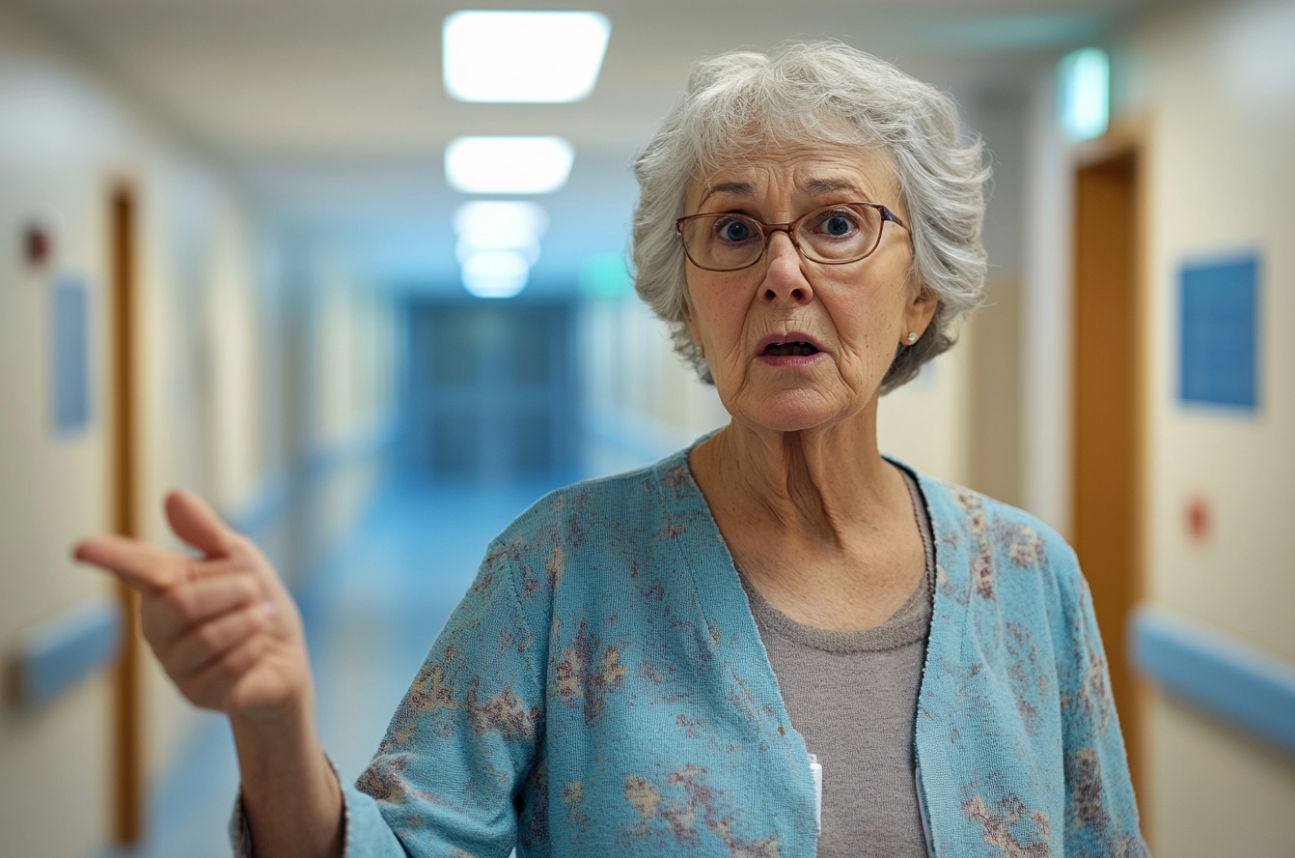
[350,537,547,857]
[1052,546,1150,857]
[230,537,548,858]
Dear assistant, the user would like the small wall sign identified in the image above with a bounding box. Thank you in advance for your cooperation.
[1179,253,1260,411]
[52,275,91,433]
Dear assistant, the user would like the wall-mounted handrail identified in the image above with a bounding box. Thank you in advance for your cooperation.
[1130,606,1295,756]
[13,597,122,708]
[220,419,399,539]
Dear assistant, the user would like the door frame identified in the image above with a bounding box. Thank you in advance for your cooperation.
[108,181,143,845]
[1070,128,1148,814]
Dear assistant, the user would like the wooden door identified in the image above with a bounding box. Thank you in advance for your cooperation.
[1071,150,1145,803]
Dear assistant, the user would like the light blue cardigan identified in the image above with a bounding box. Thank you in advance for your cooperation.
[277,450,1146,857]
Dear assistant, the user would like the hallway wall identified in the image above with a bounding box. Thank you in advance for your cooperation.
[0,6,397,856]
[1018,1,1295,853]
[578,295,728,475]
[301,250,398,571]
[0,4,270,855]
[1120,1,1295,852]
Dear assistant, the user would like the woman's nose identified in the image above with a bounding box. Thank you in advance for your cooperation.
[759,231,814,305]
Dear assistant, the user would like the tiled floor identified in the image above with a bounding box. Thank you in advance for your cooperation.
[104,471,594,858]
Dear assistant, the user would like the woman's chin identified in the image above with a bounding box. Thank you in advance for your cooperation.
[732,389,852,434]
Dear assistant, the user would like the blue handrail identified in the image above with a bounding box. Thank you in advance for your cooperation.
[1130,606,1295,756]
[15,597,122,708]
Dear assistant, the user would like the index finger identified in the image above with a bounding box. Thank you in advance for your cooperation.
[164,489,237,559]
[73,535,188,594]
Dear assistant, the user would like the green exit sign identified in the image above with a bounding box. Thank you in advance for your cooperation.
[1057,48,1109,141]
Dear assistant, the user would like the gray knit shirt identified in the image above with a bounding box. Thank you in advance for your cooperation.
[738,470,935,858]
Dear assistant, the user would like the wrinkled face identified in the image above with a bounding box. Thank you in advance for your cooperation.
[681,141,936,434]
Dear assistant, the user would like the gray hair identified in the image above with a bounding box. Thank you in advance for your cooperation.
[631,41,989,392]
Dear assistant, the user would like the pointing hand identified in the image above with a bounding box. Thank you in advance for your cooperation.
[75,490,312,724]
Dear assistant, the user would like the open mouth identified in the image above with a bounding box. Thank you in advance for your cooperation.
[762,341,820,357]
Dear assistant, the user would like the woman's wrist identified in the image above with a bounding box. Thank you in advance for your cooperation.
[231,688,344,858]
[229,683,315,746]
[231,688,327,799]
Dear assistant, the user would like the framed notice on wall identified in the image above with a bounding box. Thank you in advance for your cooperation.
[52,274,91,433]
[1179,253,1260,412]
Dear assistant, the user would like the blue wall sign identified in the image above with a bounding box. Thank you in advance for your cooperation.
[1179,254,1260,411]
[52,275,91,432]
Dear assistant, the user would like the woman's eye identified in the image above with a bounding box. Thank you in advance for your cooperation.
[820,213,858,236]
[717,219,753,241]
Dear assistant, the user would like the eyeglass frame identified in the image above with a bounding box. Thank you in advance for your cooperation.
[674,202,908,272]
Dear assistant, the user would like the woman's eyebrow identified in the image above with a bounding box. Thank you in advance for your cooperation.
[697,177,871,206]
[803,177,866,196]
[699,181,755,205]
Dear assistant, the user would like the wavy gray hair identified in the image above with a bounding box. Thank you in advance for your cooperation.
[631,41,989,392]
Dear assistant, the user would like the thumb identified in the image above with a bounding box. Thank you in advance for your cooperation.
[164,489,235,558]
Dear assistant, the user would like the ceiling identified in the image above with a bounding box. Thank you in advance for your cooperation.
[15,0,1164,291]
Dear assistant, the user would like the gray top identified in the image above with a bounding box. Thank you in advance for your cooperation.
[738,468,935,858]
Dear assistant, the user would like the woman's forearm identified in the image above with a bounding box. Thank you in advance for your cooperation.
[75,491,338,854]
[233,695,344,858]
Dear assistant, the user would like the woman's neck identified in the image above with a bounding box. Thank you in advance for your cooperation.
[690,404,903,549]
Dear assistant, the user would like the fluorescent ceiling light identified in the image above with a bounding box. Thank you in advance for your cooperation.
[445,136,575,194]
[462,250,530,298]
[454,201,548,266]
[1057,48,1109,141]
[444,11,611,103]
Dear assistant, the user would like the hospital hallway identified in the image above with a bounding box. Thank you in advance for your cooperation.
[3,1,1295,856]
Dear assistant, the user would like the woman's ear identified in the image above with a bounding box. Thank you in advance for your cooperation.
[904,284,938,340]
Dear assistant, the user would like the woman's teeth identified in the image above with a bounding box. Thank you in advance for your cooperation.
[763,342,819,357]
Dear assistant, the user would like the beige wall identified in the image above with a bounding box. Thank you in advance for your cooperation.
[137,165,274,795]
[964,280,1023,506]
[1121,1,1295,853]
[310,254,398,558]
[578,295,727,475]
[877,327,974,486]
[0,5,274,855]
[1020,59,1076,538]
[0,9,398,850]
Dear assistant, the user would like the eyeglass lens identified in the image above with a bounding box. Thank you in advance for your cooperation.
[679,204,886,271]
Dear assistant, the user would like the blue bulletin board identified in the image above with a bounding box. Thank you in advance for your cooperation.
[1179,254,1259,411]
[52,275,91,432]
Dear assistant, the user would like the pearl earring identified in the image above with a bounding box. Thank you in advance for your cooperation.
[905,332,918,344]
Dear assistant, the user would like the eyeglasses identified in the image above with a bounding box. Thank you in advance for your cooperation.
[675,202,907,272]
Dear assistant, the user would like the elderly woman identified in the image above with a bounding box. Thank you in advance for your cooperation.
[77,42,1145,858]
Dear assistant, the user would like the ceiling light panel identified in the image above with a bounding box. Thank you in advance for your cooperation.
[443,11,611,103]
[462,250,531,298]
[454,201,548,265]
[445,136,575,194]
